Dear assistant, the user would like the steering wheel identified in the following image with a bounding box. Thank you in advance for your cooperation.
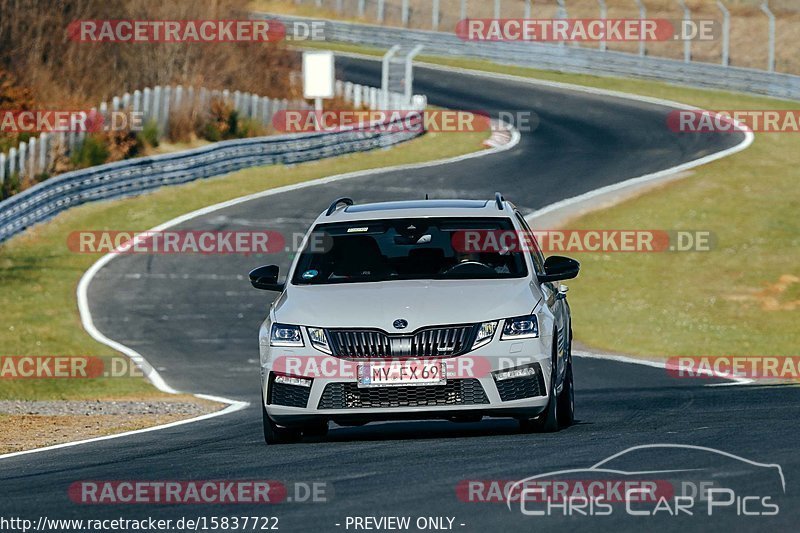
[441,261,495,275]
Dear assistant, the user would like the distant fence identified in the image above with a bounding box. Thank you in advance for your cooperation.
[0,83,426,244]
[0,85,314,191]
[268,6,800,101]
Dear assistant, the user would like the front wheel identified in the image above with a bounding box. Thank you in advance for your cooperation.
[262,395,301,445]
[557,359,574,427]
[519,342,560,433]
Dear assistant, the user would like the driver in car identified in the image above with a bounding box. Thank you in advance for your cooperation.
[449,251,510,274]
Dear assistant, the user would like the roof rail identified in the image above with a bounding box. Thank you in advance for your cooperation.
[325,197,354,216]
[494,192,505,210]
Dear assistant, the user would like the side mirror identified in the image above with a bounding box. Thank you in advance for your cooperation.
[538,256,580,283]
[249,265,285,292]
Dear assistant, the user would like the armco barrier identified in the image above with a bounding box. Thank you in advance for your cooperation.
[0,113,423,244]
[264,14,800,101]
[0,85,310,188]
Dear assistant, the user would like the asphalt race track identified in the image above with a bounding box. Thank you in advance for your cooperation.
[2,57,797,532]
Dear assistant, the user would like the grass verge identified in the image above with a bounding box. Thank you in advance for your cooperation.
[0,130,490,401]
[289,40,800,358]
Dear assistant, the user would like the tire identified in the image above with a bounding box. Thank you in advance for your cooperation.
[519,339,560,433]
[557,359,574,428]
[262,394,301,445]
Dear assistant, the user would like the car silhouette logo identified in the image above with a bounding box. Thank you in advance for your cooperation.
[393,319,409,330]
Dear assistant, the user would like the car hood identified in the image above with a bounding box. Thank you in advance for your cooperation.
[274,279,540,330]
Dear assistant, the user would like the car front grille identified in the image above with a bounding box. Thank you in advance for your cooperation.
[495,364,547,401]
[327,325,476,359]
[328,330,391,358]
[317,379,489,409]
[412,326,474,356]
[268,374,311,408]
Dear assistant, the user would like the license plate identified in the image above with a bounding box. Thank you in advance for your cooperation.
[358,361,446,388]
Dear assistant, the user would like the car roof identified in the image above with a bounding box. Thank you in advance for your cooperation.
[316,198,516,224]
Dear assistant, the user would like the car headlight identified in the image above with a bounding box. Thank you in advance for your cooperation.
[472,321,498,349]
[270,323,304,347]
[501,315,539,339]
[307,327,331,354]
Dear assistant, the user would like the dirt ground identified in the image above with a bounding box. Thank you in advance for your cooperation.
[0,396,224,454]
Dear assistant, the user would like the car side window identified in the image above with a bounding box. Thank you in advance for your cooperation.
[515,212,546,275]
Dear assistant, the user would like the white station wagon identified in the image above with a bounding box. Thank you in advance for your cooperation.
[250,194,579,444]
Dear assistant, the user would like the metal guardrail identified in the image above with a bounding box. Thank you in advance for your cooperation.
[0,112,423,244]
[0,85,310,188]
[268,14,800,101]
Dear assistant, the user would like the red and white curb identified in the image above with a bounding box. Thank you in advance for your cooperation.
[483,127,514,148]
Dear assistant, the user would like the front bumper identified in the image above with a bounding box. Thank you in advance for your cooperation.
[260,337,553,427]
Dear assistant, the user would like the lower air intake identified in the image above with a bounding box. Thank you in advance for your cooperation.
[318,379,488,409]
[495,363,547,401]
[268,374,311,408]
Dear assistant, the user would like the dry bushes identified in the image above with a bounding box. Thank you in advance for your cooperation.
[0,0,300,106]
[0,0,303,195]
[0,69,37,153]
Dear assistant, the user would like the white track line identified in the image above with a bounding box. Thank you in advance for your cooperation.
[385,55,756,386]
[75,118,520,398]
[0,394,246,460]
[317,52,756,222]
[0,122,520,461]
[574,351,754,386]
[332,50,756,186]
[0,58,754,459]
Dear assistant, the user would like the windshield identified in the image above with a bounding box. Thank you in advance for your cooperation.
[291,217,528,285]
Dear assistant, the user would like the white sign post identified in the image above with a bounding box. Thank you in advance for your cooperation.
[303,51,335,131]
